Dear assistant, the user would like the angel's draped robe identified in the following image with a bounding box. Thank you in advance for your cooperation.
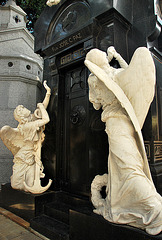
[88,74,162,235]
[11,122,39,191]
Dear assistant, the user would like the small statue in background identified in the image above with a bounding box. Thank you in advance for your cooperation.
[46,0,61,7]
[0,81,52,194]
[85,47,162,235]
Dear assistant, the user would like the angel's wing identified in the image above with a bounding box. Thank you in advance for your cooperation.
[0,126,24,156]
[115,47,156,129]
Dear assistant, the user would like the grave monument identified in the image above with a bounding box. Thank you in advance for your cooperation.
[29,0,162,239]
[1,0,162,239]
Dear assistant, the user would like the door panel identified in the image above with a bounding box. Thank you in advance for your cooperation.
[63,65,89,195]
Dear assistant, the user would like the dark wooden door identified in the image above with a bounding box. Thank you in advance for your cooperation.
[61,65,89,195]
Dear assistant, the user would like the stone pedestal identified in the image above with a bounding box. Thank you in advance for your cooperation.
[1,183,36,221]
[1,183,54,221]
[70,210,162,240]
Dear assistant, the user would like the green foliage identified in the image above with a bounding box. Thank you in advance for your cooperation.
[17,0,46,19]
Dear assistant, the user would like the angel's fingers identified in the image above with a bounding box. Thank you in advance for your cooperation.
[107,46,115,53]
[43,80,47,87]
[43,81,51,92]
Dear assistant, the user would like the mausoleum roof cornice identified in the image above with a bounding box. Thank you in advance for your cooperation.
[0,0,26,16]
[0,27,34,43]
[0,5,26,16]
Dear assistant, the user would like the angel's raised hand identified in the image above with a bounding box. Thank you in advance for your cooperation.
[43,81,51,94]
[107,46,118,61]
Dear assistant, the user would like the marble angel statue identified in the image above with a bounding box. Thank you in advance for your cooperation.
[84,46,162,235]
[0,81,52,194]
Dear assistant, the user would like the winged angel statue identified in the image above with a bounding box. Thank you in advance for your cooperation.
[0,81,52,194]
[84,47,162,235]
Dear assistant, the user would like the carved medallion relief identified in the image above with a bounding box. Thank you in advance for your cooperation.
[46,1,91,45]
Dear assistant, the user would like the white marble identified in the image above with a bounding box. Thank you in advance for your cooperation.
[46,0,61,7]
[85,46,162,235]
[0,81,52,194]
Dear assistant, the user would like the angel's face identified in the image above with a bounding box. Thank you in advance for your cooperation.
[14,105,31,122]
[18,106,31,118]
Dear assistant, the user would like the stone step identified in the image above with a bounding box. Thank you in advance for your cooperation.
[30,214,69,240]
[54,191,91,208]
[44,202,69,224]
[69,209,162,240]
[44,201,93,224]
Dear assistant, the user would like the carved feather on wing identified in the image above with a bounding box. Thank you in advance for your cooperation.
[115,47,156,129]
[0,126,24,156]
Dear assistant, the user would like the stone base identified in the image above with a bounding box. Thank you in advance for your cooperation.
[0,183,54,222]
[69,210,162,240]
[150,162,162,196]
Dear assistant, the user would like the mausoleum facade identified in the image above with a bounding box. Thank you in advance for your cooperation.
[0,0,162,239]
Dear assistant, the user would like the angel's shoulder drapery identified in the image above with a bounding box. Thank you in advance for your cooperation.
[18,121,40,142]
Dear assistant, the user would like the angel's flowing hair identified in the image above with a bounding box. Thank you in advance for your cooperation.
[14,105,30,124]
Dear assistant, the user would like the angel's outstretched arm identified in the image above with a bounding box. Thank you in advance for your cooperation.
[107,46,128,69]
[42,80,51,109]
[34,103,50,127]
[115,53,128,69]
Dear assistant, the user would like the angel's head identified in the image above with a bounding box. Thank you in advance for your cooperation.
[14,105,31,123]
[85,49,110,69]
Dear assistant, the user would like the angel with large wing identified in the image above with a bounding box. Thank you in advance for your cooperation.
[0,81,52,194]
[84,47,162,235]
